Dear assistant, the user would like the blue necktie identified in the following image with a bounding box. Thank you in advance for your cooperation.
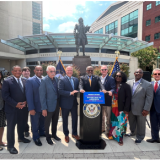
[69,78,74,89]
[18,78,23,93]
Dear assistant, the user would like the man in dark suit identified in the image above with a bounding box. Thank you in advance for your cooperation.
[39,65,61,145]
[100,65,116,137]
[58,66,79,143]
[147,68,160,143]
[25,65,45,146]
[2,65,30,154]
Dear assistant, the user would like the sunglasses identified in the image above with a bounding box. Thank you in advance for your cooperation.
[87,70,93,72]
[116,75,122,78]
[50,71,56,73]
[135,72,143,74]
[153,73,160,75]
[101,69,107,71]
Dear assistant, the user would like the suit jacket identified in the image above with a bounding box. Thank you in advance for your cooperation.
[39,75,58,112]
[102,75,116,106]
[2,76,26,113]
[25,75,42,112]
[58,76,79,109]
[127,78,153,115]
[118,83,131,112]
[150,81,160,113]
[79,75,104,92]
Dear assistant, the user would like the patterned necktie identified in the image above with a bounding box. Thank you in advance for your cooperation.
[154,81,158,92]
[69,78,74,89]
[89,78,91,86]
[18,78,23,93]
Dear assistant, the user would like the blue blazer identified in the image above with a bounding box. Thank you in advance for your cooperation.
[102,75,116,106]
[39,75,58,112]
[2,77,26,113]
[151,81,160,113]
[58,76,79,109]
[25,76,42,112]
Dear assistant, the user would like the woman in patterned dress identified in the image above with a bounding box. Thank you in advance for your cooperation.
[0,71,7,151]
[108,71,131,146]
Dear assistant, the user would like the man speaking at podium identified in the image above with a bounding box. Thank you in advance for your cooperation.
[79,66,106,94]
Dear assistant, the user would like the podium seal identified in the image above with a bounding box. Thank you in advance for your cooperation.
[83,104,101,118]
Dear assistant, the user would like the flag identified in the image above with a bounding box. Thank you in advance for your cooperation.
[55,58,66,79]
[109,57,120,76]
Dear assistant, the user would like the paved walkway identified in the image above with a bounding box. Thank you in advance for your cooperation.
[0,116,160,159]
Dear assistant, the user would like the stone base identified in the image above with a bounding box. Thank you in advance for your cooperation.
[72,56,91,76]
[76,139,106,150]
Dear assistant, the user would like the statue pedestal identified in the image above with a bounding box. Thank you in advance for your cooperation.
[72,56,91,76]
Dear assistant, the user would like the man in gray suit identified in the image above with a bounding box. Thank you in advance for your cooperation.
[39,65,61,145]
[126,68,153,144]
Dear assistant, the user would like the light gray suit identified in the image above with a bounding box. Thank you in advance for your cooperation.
[127,78,153,140]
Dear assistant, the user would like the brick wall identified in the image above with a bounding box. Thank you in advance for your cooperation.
[142,1,160,51]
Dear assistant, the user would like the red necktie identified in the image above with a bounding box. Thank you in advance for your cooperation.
[154,82,158,92]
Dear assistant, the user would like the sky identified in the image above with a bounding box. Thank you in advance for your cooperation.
[43,1,116,33]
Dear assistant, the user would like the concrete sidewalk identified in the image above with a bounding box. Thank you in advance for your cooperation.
[0,116,160,159]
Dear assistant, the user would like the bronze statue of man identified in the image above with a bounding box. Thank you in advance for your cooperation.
[74,17,90,56]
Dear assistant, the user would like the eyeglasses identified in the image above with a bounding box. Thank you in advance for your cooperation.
[50,71,56,73]
[135,72,143,74]
[101,69,107,71]
[87,70,93,72]
[116,75,122,78]
[153,73,160,75]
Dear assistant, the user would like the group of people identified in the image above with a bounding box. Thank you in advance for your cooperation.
[0,64,160,154]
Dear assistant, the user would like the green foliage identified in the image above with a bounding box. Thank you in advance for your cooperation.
[72,65,80,79]
[131,46,158,71]
[41,62,56,76]
[93,66,101,76]
[120,63,130,78]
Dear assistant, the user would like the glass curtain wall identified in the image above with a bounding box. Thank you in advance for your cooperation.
[94,28,103,33]
[121,10,138,38]
[105,20,118,35]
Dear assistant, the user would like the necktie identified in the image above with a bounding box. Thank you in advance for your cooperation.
[69,78,74,89]
[154,81,158,92]
[89,78,91,86]
[18,78,23,93]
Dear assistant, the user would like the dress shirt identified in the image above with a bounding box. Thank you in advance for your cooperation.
[154,80,160,86]
[49,77,59,97]
[132,78,142,95]
[88,75,92,81]
[13,76,23,88]
[35,75,42,83]
[101,75,107,84]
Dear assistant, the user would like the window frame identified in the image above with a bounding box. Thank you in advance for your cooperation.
[146,19,151,26]
[146,3,152,10]
[145,35,150,42]
[154,33,160,39]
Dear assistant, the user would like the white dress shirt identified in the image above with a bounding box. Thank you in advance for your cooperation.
[13,76,23,88]
[154,80,160,86]
[101,75,107,84]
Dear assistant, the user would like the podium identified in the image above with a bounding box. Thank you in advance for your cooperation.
[76,92,106,149]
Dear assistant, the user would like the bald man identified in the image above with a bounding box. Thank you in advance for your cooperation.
[25,65,45,146]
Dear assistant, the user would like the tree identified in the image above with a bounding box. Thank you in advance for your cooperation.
[72,65,80,79]
[131,46,158,71]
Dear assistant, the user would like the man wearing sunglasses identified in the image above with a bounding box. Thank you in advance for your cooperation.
[146,68,160,143]
[100,65,116,137]
[39,65,61,145]
[126,68,153,144]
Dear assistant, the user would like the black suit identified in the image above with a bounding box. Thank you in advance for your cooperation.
[79,75,104,91]
[118,83,131,112]
[2,77,27,148]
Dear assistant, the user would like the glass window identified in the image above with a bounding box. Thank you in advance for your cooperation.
[145,35,150,41]
[32,2,41,20]
[154,33,160,39]
[146,3,152,10]
[33,22,41,34]
[156,1,160,6]
[155,15,160,23]
[94,28,103,34]
[105,20,118,35]
[146,19,151,26]
[105,25,108,32]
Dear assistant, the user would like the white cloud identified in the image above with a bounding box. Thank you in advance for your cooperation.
[58,21,77,33]
[99,4,103,6]
[43,1,86,20]
[43,24,50,30]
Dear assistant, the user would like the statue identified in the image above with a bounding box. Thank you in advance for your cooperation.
[74,17,90,56]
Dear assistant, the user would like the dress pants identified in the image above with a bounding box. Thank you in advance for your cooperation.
[44,100,59,139]
[62,104,78,136]
[128,111,146,140]
[102,105,111,133]
[5,108,26,148]
[30,112,45,141]
[150,106,160,140]
[24,106,29,132]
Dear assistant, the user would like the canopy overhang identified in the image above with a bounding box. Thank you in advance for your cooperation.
[0,33,153,54]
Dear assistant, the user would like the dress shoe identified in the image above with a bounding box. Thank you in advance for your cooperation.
[52,135,61,141]
[34,138,42,146]
[135,139,142,144]
[18,138,31,143]
[72,135,80,140]
[146,139,160,143]
[46,138,54,145]
[125,132,135,137]
[0,147,3,151]
[7,147,18,154]
[24,132,30,137]
[65,136,69,143]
